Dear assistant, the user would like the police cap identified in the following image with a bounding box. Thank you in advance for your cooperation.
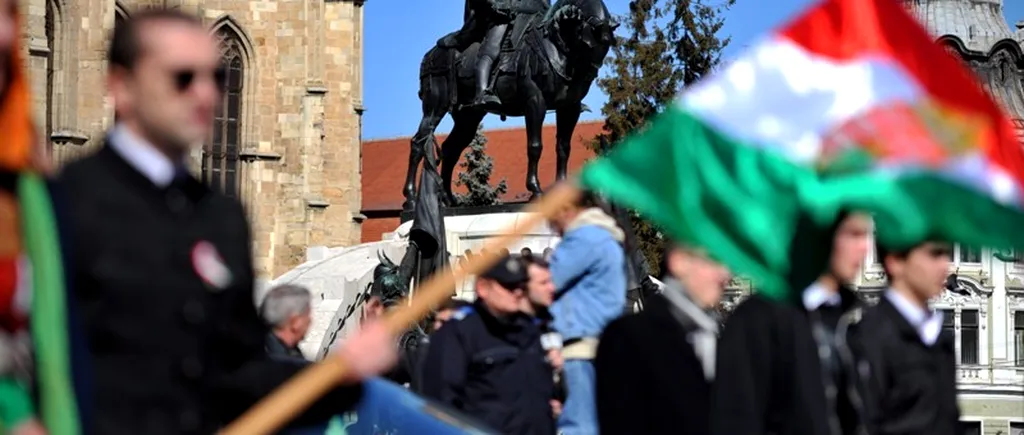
[478,254,528,290]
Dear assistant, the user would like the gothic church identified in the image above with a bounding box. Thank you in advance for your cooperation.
[19,0,367,279]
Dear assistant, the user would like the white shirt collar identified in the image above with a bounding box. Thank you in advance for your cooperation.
[802,282,842,311]
[885,289,943,346]
[107,123,179,187]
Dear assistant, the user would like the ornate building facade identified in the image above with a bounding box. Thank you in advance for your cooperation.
[903,1,1024,433]
[18,0,367,279]
[717,3,1024,431]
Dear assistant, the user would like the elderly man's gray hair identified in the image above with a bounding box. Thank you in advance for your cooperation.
[260,284,312,328]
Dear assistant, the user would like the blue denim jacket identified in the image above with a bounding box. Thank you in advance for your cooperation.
[549,209,627,341]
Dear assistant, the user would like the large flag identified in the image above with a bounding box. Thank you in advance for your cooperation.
[0,5,84,434]
[579,0,1024,299]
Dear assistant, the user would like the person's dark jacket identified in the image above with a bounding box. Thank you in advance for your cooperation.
[710,288,873,435]
[858,296,962,435]
[595,294,713,435]
[60,145,362,435]
[265,332,305,362]
[420,300,555,435]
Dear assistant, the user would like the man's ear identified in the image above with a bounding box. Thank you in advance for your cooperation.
[107,66,133,111]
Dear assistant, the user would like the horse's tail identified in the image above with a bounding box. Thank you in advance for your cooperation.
[418,46,458,110]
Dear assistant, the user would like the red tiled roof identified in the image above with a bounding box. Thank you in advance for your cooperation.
[361,120,604,212]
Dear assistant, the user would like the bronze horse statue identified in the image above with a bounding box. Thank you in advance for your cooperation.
[402,0,616,208]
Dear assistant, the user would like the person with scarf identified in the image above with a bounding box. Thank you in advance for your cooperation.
[0,0,89,433]
[594,241,731,435]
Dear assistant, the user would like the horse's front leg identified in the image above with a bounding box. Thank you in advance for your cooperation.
[555,106,581,181]
[523,81,546,199]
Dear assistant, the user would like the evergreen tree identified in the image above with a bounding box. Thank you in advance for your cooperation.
[596,0,734,276]
[454,126,508,206]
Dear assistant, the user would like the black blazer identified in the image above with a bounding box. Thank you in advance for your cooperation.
[59,144,361,435]
[595,294,712,435]
[857,296,962,435]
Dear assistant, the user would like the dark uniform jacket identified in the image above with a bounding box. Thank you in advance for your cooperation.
[711,288,873,435]
[60,144,362,435]
[858,296,962,435]
[265,332,305,362]
[420,301,555,435]
[595,294,713,435]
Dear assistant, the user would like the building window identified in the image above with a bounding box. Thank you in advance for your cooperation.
[1010,422,1024,435]
[1015,311,1024,367]
[956,244,981,264]
[960,309,979,365]
[113,12,125,123]
[959,421,981,435]
[45,0,58,151]
[942,309,955,338]
[204,28,243,198]
[1007,419,1024,433]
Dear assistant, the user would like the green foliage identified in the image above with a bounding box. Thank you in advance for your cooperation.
[454,126,508,207]
[596,0,734,275]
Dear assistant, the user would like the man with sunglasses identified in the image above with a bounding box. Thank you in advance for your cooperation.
[859,240,961,435]
[420,255,557,434]
[57,9,396,434]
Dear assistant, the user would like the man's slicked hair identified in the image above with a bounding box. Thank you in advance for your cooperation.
[109,7,204,70]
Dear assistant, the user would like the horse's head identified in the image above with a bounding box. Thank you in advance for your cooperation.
[370,251,409,305]
[547,0,618,59]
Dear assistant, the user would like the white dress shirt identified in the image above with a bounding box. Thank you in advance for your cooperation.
[885,290,943,346]
[107,123,181,188]
[802,282,842,311]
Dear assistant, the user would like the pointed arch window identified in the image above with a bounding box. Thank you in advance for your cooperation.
[114,10,126,123]
[204,29,244,197]
[45,0,58,151]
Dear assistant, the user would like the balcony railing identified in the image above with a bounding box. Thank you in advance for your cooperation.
[956,364,1024,388]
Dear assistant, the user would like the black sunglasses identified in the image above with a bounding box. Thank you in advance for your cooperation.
[172,67,228,93]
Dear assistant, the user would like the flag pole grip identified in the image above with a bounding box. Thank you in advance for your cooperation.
[219,183,582,435]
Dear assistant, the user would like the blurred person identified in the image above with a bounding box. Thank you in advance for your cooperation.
[546,191,626,435]
[860,240,959,435]
[596,242,731,434]
[520,247,533,258]
[519,255,565,419]
[542,247,553,261]
[57,9,395,434]
[260,284,312,361]
[0,0,90,433]
[712,212,875,435]
[421,255,556,434]
[431,298,473,333]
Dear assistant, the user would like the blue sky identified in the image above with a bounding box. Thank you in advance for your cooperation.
[362,1,1024,140]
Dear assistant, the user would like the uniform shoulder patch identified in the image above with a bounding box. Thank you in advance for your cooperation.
[450,306,475,321]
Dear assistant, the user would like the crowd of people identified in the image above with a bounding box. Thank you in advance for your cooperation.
[0,3,967,435]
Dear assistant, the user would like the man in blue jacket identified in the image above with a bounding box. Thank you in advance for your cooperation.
[546,192,626,435]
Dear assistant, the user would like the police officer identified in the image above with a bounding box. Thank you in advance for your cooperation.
[420,255,556,434]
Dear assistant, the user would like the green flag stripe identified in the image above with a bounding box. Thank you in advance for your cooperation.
[19,174,80,435]
[579,107,818,299]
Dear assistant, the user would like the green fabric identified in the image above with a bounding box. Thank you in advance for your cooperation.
[579,106,1024,300]
[18,174,80,435]
[0,378,34,428]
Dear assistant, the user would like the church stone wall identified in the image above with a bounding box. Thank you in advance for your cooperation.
[18,0,366,279]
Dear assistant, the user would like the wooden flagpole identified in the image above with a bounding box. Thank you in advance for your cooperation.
[219,183,581,435]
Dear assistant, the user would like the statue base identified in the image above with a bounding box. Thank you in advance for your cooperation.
[400,201,529,223]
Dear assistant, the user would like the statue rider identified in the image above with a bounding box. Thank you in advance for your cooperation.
[437,0,520,108]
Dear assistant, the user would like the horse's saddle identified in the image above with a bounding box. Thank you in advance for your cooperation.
[495,11,545,74]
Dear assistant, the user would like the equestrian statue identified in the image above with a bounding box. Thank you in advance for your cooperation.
[402,0,617,209]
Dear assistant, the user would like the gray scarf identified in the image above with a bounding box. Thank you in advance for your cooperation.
[661,278,719,381]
